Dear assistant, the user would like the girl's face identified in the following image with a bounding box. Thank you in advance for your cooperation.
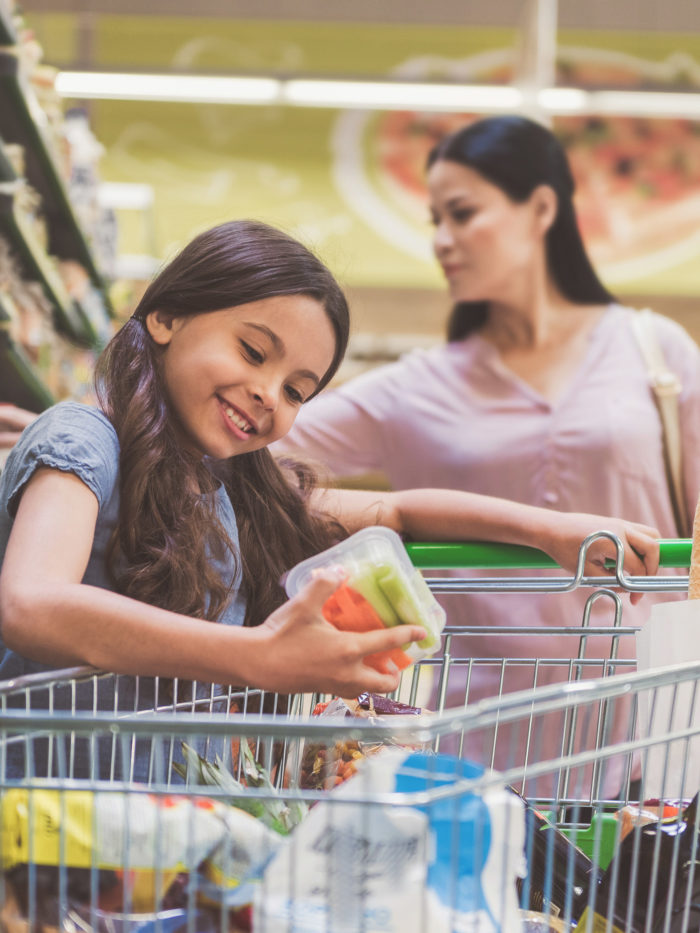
[427,159,550,305]
[146,295,337,460]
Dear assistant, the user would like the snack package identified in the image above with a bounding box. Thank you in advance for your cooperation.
[0,788,281,915]
[300,693,430,790]
[284,526,446,673]
[255,749,527,933]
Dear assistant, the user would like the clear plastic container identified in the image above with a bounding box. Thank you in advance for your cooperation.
[284,526,446,669]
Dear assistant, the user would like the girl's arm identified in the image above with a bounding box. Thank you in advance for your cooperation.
[313,486,661,583]
[0,468,425,695]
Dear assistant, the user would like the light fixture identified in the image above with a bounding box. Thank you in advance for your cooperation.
[55,71,280,105]
[54,70,700,119]
[283,79,522,112]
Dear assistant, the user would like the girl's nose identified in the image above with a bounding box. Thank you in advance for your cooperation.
[249,382,278,412]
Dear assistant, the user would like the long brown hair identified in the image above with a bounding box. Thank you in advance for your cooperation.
[96,220,350,627]
[427,116,616,342]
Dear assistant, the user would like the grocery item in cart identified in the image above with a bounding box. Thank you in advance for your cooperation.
[0,788,281,915]
[516,792,602,923]
[299,693,429,790]
[284,526,446,672]
[256,749,526,933]
[575,794,700,932]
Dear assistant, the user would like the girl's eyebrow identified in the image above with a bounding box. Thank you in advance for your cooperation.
[243,322,283,351]
[242,321,320,385]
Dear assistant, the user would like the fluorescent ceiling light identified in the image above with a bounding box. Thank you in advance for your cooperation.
[55,71,280,104]
[54,70,700,119]
[588,90,700,119]
[283,80,522,112]
[536,87,589,113]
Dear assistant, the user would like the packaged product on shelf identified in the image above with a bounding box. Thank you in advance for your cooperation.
[516,791,602,923]
[284,526,446,674]
[255,749,527,933]
[575,794,700,932]
[0,235,54,357]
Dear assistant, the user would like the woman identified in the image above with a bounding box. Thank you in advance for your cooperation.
[276,115,700,794]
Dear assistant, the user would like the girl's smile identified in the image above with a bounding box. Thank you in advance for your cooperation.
[146,295,337,460]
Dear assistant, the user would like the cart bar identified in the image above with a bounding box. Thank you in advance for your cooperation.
[405,538,691,569]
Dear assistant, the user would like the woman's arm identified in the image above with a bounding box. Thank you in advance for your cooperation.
[0,468,425,695]
[313,486,661,583]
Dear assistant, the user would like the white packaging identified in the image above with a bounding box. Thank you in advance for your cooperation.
[255,749,526,933]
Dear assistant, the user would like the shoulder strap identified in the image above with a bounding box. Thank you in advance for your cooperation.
[631,308,689,537]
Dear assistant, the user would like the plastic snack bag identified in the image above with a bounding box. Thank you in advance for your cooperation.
[284,526,446,673]
[255,748,526,933]
[0,788,281,915]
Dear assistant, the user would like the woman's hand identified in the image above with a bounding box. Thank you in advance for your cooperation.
[0,404,36,449]
[543,512,661,604]
[249,571,427,695]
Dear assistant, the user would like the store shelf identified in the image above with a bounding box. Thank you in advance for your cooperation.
[0,295,55,413]
[0,187,98,346]
[0,51,113,319]
[0,5,17,46]
[0,136,17,182]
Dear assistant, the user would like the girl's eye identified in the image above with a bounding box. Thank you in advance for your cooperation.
[241,341,264,363]
[285,385,305,405]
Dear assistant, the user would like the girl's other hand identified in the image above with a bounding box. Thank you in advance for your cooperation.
[545,513,661,604]
[250,572,427,695]
[0,404,36,449]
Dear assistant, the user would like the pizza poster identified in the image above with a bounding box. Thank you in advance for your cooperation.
[29,13,700,294]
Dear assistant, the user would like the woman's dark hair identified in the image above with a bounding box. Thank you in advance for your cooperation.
[427,115,616,341]
[96,219,350,628]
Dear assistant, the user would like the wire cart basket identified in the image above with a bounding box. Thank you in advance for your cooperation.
[0,533,698,933]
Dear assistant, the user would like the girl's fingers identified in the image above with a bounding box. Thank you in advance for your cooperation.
[291,569,346,609]
[351,624,427,656]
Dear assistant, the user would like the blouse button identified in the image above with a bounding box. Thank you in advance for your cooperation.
[543,490,559,505]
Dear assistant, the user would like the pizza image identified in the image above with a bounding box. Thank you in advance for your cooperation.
[333,46,700,284]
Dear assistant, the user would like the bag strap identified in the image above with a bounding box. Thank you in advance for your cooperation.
[631,308,689,538]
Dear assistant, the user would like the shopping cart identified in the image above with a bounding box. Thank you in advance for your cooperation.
[0,532,698,933]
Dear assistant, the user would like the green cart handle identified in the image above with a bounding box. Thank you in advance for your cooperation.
[405,539,692,570]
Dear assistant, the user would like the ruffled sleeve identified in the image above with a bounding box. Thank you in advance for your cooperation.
[3,401,120,518]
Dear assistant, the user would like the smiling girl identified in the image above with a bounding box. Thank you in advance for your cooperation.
[0,220,659,715]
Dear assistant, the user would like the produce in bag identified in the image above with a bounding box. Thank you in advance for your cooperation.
[284,526,446,673]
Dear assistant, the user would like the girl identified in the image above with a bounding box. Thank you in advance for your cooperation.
[0,219,659,712]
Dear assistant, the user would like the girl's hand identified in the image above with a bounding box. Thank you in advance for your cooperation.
[544,513,661,604]
[249,572,427,695]
[0,404,36,449]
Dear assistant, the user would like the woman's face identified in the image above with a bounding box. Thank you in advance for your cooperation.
[146,295,337,460]
[427,159,547,305]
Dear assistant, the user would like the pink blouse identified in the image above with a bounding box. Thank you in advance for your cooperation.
[277,305,700,791]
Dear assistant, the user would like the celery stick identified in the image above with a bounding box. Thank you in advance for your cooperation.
[348,561,401,627]
[375,564,439,650]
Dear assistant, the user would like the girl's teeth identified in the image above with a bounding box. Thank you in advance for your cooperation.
[224,406,251,433]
